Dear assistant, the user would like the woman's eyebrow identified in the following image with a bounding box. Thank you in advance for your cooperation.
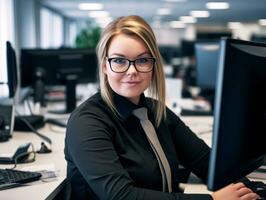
[137,52,151,57]
[108,53,126,57]
[108,52,151,58]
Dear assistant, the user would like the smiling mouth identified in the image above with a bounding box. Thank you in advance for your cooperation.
[124,81,140,84]
[123,81,141,85]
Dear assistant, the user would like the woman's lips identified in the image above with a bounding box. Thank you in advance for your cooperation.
[123,81,141,86]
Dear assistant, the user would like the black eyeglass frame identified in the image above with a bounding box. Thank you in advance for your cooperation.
[107,57,156,73]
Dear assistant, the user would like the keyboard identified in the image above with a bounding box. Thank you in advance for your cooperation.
[243,179,266,199]
[0,168,42,190]
[181,108,213,116]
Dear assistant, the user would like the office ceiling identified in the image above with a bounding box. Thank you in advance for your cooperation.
[41,0,266,28]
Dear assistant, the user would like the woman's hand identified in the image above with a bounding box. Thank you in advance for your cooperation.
[211,182,260,200]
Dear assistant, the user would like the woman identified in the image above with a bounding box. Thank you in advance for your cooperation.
[65,15,259,200]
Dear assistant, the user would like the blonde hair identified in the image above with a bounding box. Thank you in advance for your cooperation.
[96,15,166,127]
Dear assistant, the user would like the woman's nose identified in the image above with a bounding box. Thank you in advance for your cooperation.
[126,63,137,74]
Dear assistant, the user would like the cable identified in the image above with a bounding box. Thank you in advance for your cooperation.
[10,143,36,169]
[15,110,52,145]
[25,99,33,115]
[198,129,212,135]
[45,118,67,128]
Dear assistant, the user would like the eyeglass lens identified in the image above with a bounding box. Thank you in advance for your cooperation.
[108,57,154,73]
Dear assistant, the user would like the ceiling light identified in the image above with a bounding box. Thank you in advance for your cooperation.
[88,11,109,18]
[78,3,103,10]
[156,8,171,15]
[190,10,210,18]
[169,21,186,28]
[206,2,230,10]
[258,19,266,26]
[180,16,197,23]
[163,0,187,2]
[228,22,242,29]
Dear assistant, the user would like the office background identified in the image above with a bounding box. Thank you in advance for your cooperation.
[1,0,266,96]
[0,1,266,198]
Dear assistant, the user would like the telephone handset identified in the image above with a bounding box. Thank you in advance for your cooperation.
[0,143,32,164]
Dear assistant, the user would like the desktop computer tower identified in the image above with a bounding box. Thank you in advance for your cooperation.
[0,104,15,142]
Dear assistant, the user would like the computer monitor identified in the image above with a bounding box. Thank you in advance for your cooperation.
[196,32,232,42]
[180,40,195,57]
[159,46,180,64]
[207,38,266,191]
[6,41,18,98]
[20,48,98,113]
[195,42,220,90]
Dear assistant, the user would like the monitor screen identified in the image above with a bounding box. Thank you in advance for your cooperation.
[180,40,195,57]
[6,41,18,98]
[195,42,220,90]
[20,48,98,113]
[207,38,266,191]
[159,46,180,64]
[20,48,97,87]
[196,32,232,42]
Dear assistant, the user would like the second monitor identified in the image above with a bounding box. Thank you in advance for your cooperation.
[195,42,220,110]
[20,48,98,113]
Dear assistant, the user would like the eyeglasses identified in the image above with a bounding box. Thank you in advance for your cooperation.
[107,57,156,73]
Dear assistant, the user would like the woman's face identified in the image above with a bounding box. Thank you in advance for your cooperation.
[104,33,153,104]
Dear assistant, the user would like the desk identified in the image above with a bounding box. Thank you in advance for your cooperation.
[181,116,266,195]
[184,174,266,194]
[0,124,67,200]
[0,115,213,199]
[180,116,213,147]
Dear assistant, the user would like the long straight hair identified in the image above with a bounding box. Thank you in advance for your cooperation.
[96,15,166,127]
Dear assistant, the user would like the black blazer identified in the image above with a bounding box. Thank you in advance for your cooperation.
[65,92,212,200]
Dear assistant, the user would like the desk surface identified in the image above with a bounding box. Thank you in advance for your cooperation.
[0,124,66,200]
[181,116,266,195]
[184,174,266,194]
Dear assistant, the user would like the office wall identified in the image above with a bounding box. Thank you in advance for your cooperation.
[232,24,266,40]
[0,0,15,98]
[154,25,195,46]
[14,0,41,49]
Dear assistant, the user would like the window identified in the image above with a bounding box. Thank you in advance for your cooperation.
[40,7,64,48]
[69,21,77,47]
[0,0,15,97]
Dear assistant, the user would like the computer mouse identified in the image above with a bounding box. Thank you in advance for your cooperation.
[255,186,266,198]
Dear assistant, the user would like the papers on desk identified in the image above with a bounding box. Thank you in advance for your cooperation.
[21,164,59,183]
[168,98,211,114]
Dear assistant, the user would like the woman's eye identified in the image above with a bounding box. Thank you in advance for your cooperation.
[137,58,149,64]
[113,58,126,64]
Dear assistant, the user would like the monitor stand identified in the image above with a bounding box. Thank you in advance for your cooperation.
[48,75,77,114]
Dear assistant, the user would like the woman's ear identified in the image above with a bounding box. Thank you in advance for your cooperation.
[103,63,107,74]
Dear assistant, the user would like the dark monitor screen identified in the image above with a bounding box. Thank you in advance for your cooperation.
[159,46,180,64]
[20,48,98,113]
[195,42,220,90]
[251,35,266,43]
[6,41,18,98]
[180,40,195,57]
[207,38,266,191]
[196,32,232,42]
[20,48,98,87]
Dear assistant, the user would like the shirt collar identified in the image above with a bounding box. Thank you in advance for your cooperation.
[112,90,147,121]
